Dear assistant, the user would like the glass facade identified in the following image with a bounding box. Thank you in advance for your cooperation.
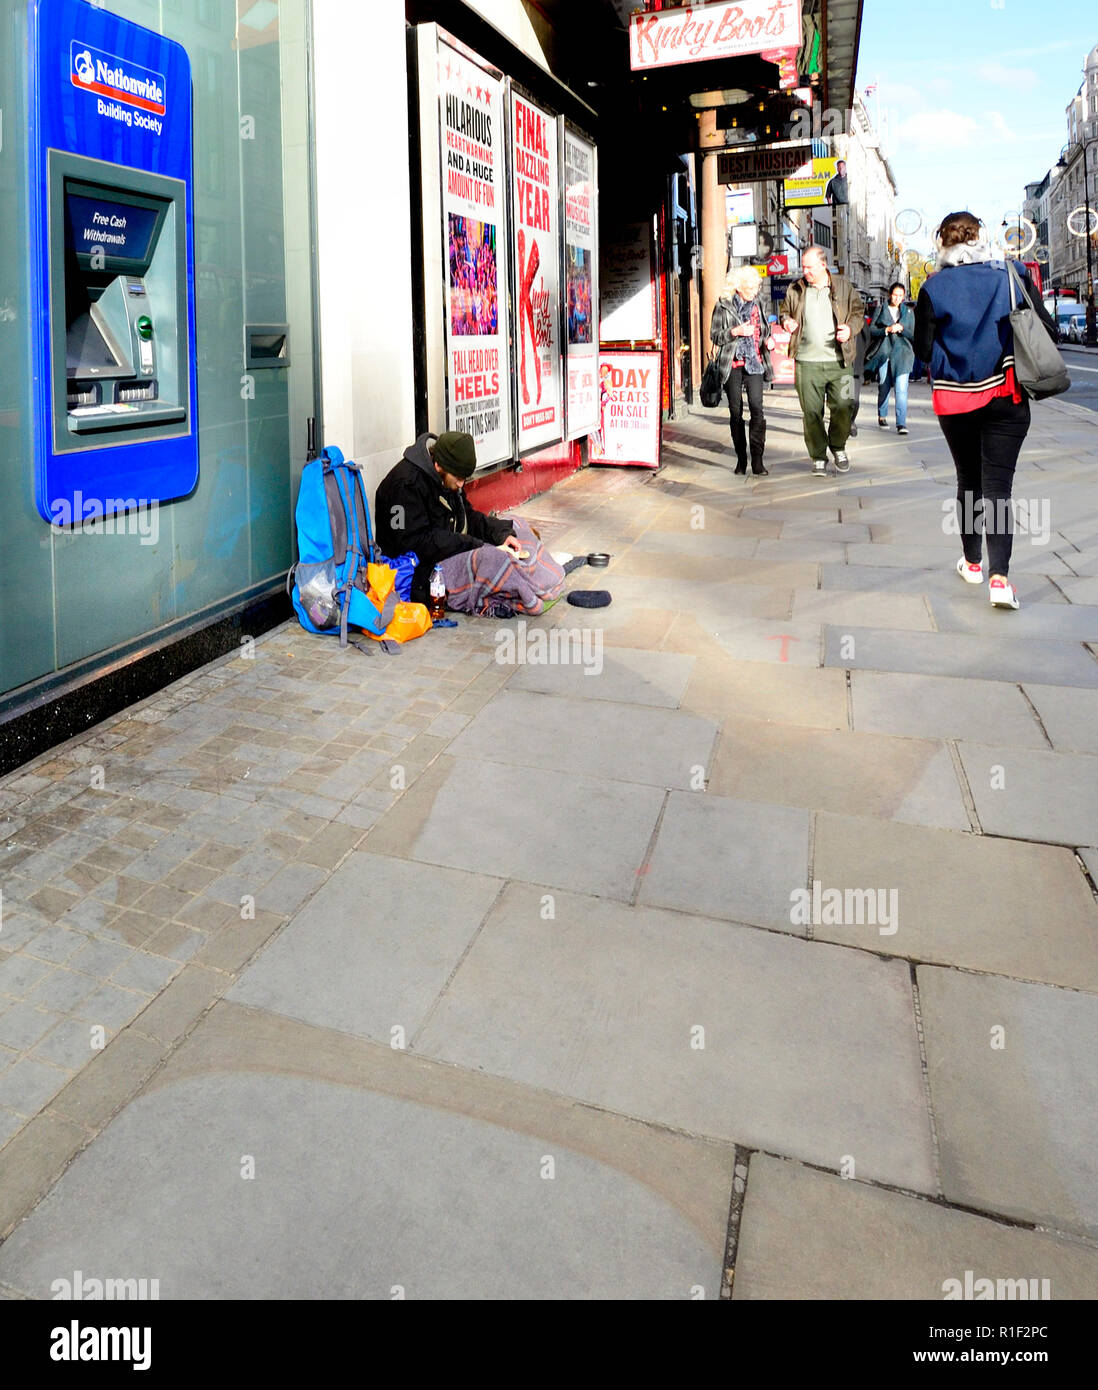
[0,0,316,701]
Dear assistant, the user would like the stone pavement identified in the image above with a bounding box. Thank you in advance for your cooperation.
[1,379,1098,1300]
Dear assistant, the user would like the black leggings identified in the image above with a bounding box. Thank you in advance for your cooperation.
[725,368,767,469]
[938,395,1030,578]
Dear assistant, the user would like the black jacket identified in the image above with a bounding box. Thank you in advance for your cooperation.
[374,433,513,603]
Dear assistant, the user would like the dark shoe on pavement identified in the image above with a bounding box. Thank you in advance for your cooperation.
[832,450,851,473]
[811,458,828,477]
[752,466,769,476]
[897,426,908,435]
[878,417,888,428]
[849,423,858,437]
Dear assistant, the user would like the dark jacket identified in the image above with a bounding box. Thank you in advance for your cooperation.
[866,302,916,376]
[914,260,1055,393]
[374,433,513,603]
[710,293,772,380]
[779,272,864,367]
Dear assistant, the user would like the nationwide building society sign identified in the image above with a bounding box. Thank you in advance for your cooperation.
[630,0,802,71]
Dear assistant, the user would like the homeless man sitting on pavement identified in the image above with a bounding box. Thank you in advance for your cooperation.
[374,430,565,618]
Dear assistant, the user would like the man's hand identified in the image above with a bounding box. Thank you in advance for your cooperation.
[835,324,851,343]
[781,317,797,333]
[765,337,775,351]
[500,535,523,556]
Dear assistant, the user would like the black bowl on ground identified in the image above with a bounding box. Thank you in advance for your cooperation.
[586,552,610,567]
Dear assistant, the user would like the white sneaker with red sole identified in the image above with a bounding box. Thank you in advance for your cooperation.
[988,576,1020,609]
[956,557,983,584]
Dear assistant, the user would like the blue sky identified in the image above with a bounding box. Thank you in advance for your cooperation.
[857,1,1097,253]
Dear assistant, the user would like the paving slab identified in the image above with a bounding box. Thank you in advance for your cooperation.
[629,530,762,558]
[846,541,1074,575]
[733,1153,1098,1299]
[710,719,968,830]
[680,654,847,730]
[0,1069,720,1299]
[447,690,717,790]
[919,966,1098,1240]
[1056,575,1098,604]
[754,538,849,565]
[1022,683,1098,753]
[812,813,1098,990]
[824,625,1098,687]
[505,646,695,709]
[790,589,933,632]
[929,595,1098,641]
[851,671,1045,746]
[958,742,1098,845]
[820,562,1068,604]
[669,613,824,667]
[363,755,664,902]
[228,854,501,1043]
[638,790,810,931]
[416,883,935,1191]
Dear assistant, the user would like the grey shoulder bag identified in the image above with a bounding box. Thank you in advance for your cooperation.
[1005,260,1071,400]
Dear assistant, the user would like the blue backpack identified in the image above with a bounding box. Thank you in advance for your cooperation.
[288,445,398,648]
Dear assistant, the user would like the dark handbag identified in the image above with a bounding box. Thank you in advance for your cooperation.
[1006,260,1071,400]
[700,352,724,408]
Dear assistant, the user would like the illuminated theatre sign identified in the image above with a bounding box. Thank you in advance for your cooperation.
[629,0,802,71]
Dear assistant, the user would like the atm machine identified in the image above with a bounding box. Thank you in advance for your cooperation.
[29,0,197,524]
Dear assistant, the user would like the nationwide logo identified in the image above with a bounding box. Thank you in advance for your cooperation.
[70,41,166,116]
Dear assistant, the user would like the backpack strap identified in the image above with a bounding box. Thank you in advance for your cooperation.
[321,451,350,568]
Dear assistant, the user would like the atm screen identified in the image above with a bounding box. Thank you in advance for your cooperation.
[65,191,162,268]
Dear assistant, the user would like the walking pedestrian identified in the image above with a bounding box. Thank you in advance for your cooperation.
[709,265,775,476]
[867,283,915,433]
[779,246,865,476]
[914,211,1057,611]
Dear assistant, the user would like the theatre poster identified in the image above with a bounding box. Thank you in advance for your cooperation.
[438,36,513,468]
[510,88,564,453]
[589,350,661,469]
[562,125,599,441]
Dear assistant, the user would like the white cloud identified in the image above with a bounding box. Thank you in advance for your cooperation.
[894,109,981,152]
[976,62,1040,93]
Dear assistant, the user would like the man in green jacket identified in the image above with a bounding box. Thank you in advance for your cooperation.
[779,246,865,476]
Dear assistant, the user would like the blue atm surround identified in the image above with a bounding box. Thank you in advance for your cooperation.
[29,0,198,524]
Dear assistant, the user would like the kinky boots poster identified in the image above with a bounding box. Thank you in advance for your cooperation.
[510,90,563,452]
[439,38,513,467]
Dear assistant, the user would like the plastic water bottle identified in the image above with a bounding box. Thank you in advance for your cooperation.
[428,566,446,621]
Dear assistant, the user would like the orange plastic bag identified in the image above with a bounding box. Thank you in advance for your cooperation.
[367,601,432,644]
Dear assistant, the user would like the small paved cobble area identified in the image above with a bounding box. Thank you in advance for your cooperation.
[2,382,1097,1299]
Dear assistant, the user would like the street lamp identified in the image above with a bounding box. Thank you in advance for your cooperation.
[1059,137,1097,347]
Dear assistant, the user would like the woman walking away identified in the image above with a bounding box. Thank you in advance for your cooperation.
[710,265,775,476]
[868,282,915,433]
[914,212,1057,611]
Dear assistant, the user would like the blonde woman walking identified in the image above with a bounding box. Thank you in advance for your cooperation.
[710,265,775,475]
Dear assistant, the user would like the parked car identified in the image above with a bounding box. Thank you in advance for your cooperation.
[1047,302,1083,342]
[1065,314,1089,344]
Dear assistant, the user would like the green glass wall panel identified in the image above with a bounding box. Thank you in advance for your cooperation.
[0,0,313,700]
[0,1,58,692]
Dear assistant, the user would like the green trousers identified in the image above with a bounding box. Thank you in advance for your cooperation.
[794,360,855,460]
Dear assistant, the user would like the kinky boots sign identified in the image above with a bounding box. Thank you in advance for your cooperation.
[629,0,802,71]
